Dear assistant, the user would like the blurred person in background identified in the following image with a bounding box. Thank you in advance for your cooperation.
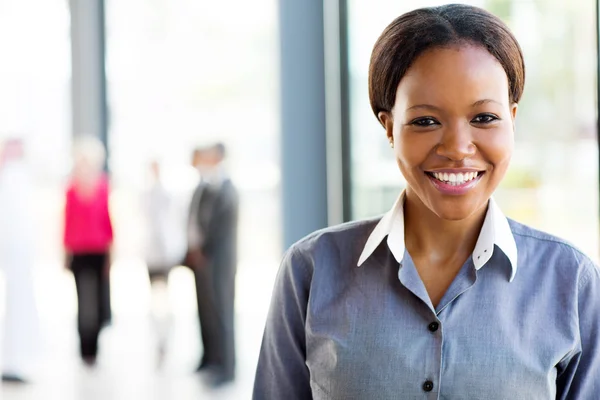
[63,135,113,366]
[141,160,183,365]
[186,143,239,387]
[0,137,40,383]
[254,4,600,399]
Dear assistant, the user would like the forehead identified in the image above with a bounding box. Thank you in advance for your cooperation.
[396,45,510,107]
[194,149,214,160]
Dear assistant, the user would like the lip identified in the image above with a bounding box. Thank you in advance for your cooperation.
[425,170,485,195]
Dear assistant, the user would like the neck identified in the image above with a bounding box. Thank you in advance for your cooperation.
[403,187,488,264]
[201,163,225,184]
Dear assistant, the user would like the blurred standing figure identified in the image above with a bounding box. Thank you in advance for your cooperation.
[63,136,113,366]
[186,143,239,387]
[143,161,174,278]
[0,138,40,383]
[141,160,181,364]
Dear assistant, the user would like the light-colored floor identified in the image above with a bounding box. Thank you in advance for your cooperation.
[1,260,278,400]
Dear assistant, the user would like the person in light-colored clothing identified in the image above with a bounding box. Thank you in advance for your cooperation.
[0,137,40,383]
[142,160,179,279]
[140,160,185,363]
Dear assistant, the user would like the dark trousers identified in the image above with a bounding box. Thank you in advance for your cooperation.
[101,272,112,326]
[194,260,236,377]
[71,253,108,358]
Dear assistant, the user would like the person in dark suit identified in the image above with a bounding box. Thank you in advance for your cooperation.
[186,143,238,387]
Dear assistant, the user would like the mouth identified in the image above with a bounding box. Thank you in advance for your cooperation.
[426,171,483,185]
[424,170,485,195]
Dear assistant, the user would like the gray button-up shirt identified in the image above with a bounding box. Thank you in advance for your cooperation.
[253,196,600,399]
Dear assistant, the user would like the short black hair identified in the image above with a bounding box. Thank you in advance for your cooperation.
[213,142,226,158]
[369,4,525,121]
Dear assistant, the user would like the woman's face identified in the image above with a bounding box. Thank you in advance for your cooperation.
[379,44,517,220]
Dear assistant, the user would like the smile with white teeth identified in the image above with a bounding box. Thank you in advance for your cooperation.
[430,171,480,186]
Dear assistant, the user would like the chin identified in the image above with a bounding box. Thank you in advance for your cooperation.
[428,198,487,222]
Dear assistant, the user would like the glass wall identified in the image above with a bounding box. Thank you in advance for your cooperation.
[0,0,73,317]
[105,0,281,282]
[1,0,280,396]
[105,0,281,265]
[104,0,281,387]
[347,0,599,260]
[0,0,80,387]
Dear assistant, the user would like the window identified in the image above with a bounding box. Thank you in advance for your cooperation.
[106,0,282,266]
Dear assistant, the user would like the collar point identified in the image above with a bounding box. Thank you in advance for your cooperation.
[356,255,367,268]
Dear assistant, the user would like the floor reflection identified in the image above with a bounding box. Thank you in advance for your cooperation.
[1,260,276,400]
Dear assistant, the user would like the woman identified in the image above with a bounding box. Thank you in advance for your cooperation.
[63,136,113,366]
[253,4,600,399]
[141,160,181,364]
[142,160,176,282]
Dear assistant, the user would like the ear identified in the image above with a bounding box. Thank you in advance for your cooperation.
[510,103,518,130]
[378,111,394,142]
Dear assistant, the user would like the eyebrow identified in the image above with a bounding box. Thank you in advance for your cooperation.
[471,99,503,107]
[405,104,441,112]
[406,99,503,112]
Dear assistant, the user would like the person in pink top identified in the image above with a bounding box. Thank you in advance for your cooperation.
[63,136,113,366]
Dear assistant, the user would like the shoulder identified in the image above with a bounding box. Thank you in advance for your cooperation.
[224,178,238,195]
[216,179,237,200]
[275,218,382,292]
[292,218,381,252]
[508,218,598,283]
[285,218,382,273]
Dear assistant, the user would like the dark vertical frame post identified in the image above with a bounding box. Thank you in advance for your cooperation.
[279,0,329,249]
[338,0,352,223]
[69,0,109,165]
[69,0,112,324]
[324,0,353,224]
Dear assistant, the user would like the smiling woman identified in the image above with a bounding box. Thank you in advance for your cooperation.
[253,4,600,400]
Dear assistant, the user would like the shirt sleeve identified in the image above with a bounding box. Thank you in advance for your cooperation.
[556,260,600,399]
[253,246,313,400]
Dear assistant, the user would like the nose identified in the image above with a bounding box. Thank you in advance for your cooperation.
[435,123,476,161]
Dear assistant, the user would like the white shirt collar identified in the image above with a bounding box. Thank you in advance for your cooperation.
[357,191,518,282]
[199,162,227,187]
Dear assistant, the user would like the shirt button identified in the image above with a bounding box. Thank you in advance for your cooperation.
[423,380,434,392]
[428,322,439,332]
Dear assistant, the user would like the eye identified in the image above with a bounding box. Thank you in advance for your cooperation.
[410,117,439,127]
[471,113,499,124]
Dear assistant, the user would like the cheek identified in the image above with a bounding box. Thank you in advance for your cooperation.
[475,129,514,168]
[395,129,437,167]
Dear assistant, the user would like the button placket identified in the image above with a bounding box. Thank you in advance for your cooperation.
[423,316,440,396]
